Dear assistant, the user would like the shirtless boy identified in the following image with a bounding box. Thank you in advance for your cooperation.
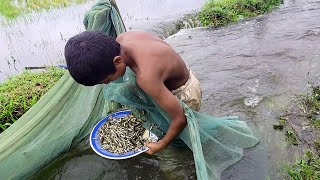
[64,31,201,155]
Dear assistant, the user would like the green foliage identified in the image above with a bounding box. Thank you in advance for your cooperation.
[297,85,320,128]
[285,150,320,179]
[285,129,298,145]
[273,115,299,146]
[23,0,87,11]
[273,115,287,130]
[284,85,320,179]
[198,0,283,26]
[0,67,65,133]
[0,0,20,19]
[0,0,88,19]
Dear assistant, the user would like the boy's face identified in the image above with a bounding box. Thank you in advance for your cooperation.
[99,56,126,84]
[99,71,123,84]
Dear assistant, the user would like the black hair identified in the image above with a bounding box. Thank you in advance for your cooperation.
[64,31,120,86]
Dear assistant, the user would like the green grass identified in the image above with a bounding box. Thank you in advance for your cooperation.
[0,67,65,133]
[0,0,20,18]
[198,0,283,26]
[285,150,320,179]
[0,0,88,19]
[297,85,320,128]
[284,85,320,179]
[285,129,298,146]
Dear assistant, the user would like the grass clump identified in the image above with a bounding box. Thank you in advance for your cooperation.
[285,150,320,179]
[284,85,320,179]
[0,67,65,133]
[273,115,299,145]
[0,0,88,19]
[198,0,283,26]
[285,129,298,146]
[298,85,320,128]
[0,0,20,18]
[273,115,287,130]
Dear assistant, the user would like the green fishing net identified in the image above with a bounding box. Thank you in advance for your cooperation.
[0,0,258,179]
[103,68,259,179]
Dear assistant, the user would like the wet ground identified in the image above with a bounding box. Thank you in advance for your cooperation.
[3,0,320,179]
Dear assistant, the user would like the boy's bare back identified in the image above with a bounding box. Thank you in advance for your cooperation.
[116,31,189,91]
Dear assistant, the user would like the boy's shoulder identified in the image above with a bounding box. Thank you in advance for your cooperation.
[117,31,155,41]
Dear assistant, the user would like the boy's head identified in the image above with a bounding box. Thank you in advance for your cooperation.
[64,31,125,86]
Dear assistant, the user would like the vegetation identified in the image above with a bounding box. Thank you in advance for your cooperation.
[285,150,320,179]
[198,0,283,26]
[285,129,298,146]
[0,67,65,133]
[0,0,88,19]
[273,115,286,130]
[297,85,320,128]
[283,85,320,179]
[0,0,20,18]
[273,115,299,145]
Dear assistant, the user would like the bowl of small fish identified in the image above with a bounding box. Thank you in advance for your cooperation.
[90,109,158,159]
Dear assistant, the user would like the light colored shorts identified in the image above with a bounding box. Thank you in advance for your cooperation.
[172,70,202,111]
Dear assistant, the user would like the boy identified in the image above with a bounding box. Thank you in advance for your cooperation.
[64,31,202,154]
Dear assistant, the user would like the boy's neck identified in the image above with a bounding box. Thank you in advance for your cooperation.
[120,44,135,69]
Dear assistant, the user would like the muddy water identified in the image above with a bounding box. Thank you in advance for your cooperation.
[9,0,320,179]
[0,0,205,82]
[165,0,320,178]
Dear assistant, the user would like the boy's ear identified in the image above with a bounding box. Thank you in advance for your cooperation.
[113,56,123,65]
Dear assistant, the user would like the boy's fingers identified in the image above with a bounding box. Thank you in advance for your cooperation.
[145,147,155,154]
[145,150,152,155]
[145,145,156,155]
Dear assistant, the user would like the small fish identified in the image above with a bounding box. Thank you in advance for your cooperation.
[98,114,149,154]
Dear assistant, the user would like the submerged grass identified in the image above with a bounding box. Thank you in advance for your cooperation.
[273,115,299,145]
[198,0,283,26]
[0,67,65,133]
[0,0,88,19]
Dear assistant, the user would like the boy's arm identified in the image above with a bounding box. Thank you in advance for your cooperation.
[137,77,187,155]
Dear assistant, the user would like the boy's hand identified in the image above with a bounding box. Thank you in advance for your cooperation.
[145,140,167,155]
